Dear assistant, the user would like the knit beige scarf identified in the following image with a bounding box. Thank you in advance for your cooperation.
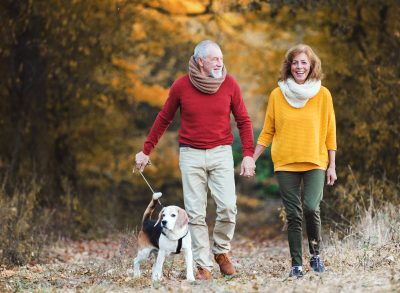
[188,56,227,94]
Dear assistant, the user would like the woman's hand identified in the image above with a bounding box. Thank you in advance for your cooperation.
[326,150,337,186]
[326,166,337,186]
[240,156,256,177]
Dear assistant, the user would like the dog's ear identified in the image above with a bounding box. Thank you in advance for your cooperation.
[154,207,164,227]
[175,208,189,230]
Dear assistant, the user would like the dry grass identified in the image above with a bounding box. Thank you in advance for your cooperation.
[0,181,50,266]
[1,204,399,293]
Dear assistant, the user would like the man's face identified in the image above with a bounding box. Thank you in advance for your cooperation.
[199,45,223,78]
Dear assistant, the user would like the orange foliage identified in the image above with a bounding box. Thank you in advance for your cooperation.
[149,0,207,14]
[112,57,168,107]
[129,81,169,107]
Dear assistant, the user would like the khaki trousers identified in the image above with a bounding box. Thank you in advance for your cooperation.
[179,145,237,270]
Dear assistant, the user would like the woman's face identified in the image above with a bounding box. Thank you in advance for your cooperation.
[290,52,311,84]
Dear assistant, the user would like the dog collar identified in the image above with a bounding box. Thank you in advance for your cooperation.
[174,230,189,254]
[162,230,189,254]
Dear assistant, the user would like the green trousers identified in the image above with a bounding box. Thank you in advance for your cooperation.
[276,169,325,266]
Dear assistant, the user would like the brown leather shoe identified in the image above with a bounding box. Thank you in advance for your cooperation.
[214,253,237,276]
[196,267,212,280]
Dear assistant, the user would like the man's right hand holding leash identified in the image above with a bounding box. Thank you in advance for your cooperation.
[135,151,150,172]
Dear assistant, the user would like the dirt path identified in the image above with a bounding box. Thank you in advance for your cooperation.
[1,232,399,292]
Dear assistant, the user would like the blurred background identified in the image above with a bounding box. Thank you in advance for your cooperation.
[1,0,399,265]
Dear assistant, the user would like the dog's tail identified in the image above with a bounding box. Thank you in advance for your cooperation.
[141,192,162,226]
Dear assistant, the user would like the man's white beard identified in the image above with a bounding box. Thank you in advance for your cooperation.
[210,69,222,78]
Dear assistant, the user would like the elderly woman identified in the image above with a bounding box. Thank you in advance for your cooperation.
[253,44,337,277]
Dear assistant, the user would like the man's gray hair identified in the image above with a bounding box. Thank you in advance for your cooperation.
[193,40,220,62]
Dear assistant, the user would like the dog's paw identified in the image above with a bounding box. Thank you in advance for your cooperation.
[133,271,141,278]
[186,277,195,282]
[186,272,195,282]
[129,266,140,278]
[151,271,162,281]
[152,280,163,289]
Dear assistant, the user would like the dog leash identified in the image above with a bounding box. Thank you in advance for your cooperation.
[137,169,164,208]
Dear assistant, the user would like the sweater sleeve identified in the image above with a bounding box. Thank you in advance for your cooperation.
[325,89,337,151]
[257,91,275,147]
[143,82,180,155]
[230,78,254,157]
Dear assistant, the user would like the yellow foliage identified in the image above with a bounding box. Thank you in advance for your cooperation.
[154,0,207,14]
[159,19,176,31]
[111,57,168,107]
[132,23,147,40]
[112,57,137,72]
[129,79,168,107]
[111,78,120,88]
[216,17,236,35]
[220,13,246,27]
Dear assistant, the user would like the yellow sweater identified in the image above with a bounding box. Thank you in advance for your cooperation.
[257,86,337,172]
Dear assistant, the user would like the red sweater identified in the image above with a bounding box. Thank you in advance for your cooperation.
[143,74,254,157]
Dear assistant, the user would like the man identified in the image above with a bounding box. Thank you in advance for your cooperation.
[135,40,255,280]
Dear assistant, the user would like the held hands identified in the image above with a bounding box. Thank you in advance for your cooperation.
[326,166,337,186]
[240,156,256,177]
[134,151,150,173]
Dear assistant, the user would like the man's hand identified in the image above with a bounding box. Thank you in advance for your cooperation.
[326,166,337,186]
[134,151,150,172]
[240,156,256,177]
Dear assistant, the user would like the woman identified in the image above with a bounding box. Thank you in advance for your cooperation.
[253,44,337,277]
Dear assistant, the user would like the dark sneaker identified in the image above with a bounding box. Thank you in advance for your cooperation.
[289,266,304,277]
[310,255,326,273]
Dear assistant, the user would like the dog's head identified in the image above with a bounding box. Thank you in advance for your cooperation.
[154,205,188,232]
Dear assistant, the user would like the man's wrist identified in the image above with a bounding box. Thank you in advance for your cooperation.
[243,152,254,158]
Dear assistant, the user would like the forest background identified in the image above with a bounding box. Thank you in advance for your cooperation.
[0,0,399,266]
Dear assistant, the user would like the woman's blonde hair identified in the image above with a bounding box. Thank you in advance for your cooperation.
[280,44,323,81]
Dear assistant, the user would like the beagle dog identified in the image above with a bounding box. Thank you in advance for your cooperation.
[133,194,195,281]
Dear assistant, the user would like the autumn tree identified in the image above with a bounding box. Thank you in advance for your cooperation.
[0,0,142,231]
[243,0,400,222]
[1,0,399,242]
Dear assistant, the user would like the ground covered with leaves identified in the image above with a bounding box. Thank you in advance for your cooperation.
[1,230,399,293]
[1,201,400,292]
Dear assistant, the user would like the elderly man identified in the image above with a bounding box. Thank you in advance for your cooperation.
[135,40,255,280]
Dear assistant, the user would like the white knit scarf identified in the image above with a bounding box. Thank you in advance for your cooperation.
[278,78,321,108]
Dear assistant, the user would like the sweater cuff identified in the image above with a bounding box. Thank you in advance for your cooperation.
[256,139,270,147]
[243,150,254,157]
[143,142,153,156]
[326,143,337,151]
